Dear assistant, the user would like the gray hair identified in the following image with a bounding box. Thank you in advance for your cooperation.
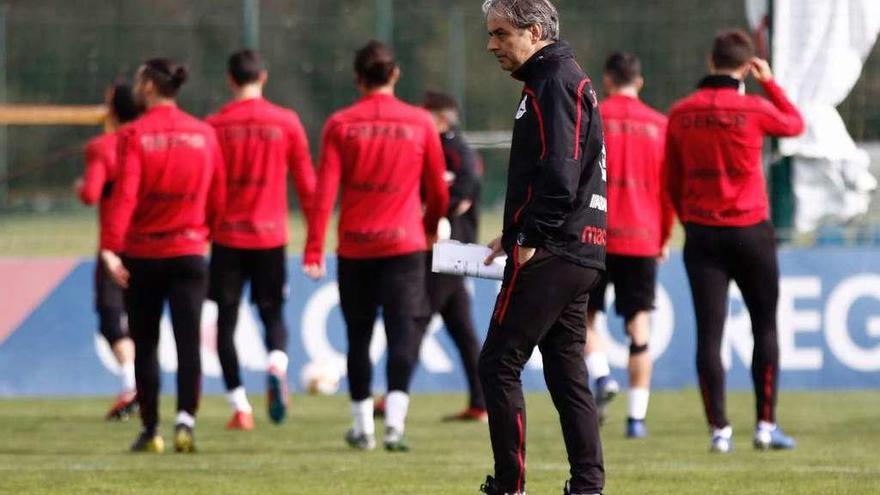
[482,0,560,41]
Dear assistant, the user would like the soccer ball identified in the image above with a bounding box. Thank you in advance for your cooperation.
[299,360,342,395]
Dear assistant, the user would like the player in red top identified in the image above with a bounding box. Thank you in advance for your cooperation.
[101,58,226,454]
[582,53,673,438]
[304,41,448,452]
[76,82,142,421]
[205,49,315,430]
[665,30,804,453]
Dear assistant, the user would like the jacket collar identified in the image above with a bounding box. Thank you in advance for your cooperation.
[512,41,573,82]
[698,74,742,90]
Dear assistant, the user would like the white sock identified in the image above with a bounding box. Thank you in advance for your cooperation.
[227,386,253,414]
[175,411,196,428]
[712,425,733,439]
[351,399,375,436]
[585,352,611,379]
[120,361,136,393]
[267,350,289,373]
[757,420,776,432]
[384,390,410,433]
[627,387,650,420]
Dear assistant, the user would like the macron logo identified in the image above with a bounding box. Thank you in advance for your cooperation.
[515,95,528,120]
[589,194,607,212]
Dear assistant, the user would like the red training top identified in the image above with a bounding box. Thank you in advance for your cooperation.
[78,131,120,249]
[102,104,226,258]
[665,77,804,227]
[305,93,449,264]
[600,94,673,257]
[206,97,315,249]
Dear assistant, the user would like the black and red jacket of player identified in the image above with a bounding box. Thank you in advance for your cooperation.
[441,127,481,244]
[504,41,606,270]
[665,75,804,227]
[79,131,120,250]
[599,94,674,257]
[305,93,449,264]
[206,97,315,250]
[102,104,226,258]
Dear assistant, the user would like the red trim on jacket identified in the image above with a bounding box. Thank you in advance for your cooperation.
[523,88,546,160]
[573,78,589,160]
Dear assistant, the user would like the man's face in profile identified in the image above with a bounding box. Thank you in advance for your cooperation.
[486,14,539,72]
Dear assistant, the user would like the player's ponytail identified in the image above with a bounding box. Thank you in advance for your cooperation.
[171,66,188,89]
[354,40,397,89]
[140,58,189,98]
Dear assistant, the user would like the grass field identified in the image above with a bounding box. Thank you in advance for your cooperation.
[1,391,878,494]
[0,210,508,257]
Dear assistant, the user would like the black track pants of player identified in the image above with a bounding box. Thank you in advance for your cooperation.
[683,221,780,429]
[124,255,207,433]
[428,267,485,410]
[210,244,288,391]
[479,246,604,494]
[338,252,429,402]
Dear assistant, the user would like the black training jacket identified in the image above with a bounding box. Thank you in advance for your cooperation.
[501,41,606,270]
[442,128,481,244]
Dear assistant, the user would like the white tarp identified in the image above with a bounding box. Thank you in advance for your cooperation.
[747,0,880,231]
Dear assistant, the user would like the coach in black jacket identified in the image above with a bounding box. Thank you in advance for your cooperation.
[479,1,606,495]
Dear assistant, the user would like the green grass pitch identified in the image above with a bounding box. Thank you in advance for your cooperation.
[0,390,877,494]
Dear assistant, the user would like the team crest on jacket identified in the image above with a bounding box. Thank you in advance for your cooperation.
[515,95,528,120]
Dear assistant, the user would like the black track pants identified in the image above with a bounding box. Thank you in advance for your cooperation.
[338,252,429,402]
[479,246,604,494]
[209,244,288,391]
[124,255,207,433]
[683,221,780,429]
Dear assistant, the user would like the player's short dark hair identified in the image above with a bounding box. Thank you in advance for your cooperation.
[422,91,459,112]
[109,82,141,124]
[604,52,642,87]
[354,40,397,89]
[140,58,188,98]
[711,30,755,70]
[228,49,265,86]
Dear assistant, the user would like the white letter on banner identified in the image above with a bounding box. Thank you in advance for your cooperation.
[592,284,675,368]
[153,300,266,376]
[300,282,364,377]
[825,274,880,372]
[777,277,823,370]
[722,283,753,370]
[419,315,455,373]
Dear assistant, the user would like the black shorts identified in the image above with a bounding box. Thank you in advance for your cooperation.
[208,244,287,309]
[94,256,124,312]
[587,254,657,320]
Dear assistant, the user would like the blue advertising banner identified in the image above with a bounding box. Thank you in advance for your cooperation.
[1,249,879,396]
